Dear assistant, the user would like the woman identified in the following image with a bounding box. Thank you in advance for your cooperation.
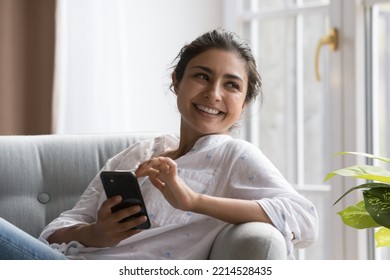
[1,29,318,260]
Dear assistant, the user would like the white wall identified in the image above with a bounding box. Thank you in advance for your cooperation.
[123,0,223,134]
[54,0,223,134]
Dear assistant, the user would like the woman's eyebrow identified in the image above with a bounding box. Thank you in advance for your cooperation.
[190,65,212,73]
[224,73,244,82]
[190,65,244,82]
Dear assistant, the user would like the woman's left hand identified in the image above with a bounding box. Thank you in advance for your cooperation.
[136,157,272,225]
[135,157,198,211]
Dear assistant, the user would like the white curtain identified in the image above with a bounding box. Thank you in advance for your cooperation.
[53,0,134,133]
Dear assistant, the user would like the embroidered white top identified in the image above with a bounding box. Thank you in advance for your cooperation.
[39,134,318,259]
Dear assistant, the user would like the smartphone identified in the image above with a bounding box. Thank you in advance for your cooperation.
[100,171,150,229]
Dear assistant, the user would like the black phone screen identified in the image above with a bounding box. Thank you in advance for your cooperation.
[100,171,150,229]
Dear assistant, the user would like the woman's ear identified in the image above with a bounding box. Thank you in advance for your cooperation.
[171,71,179,95]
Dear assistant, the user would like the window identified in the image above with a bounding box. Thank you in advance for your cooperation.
[225,0,390,260]
[228,0,332,260]
[365,0,390,260]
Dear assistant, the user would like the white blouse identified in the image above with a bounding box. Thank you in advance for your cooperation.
[40,134,318,259]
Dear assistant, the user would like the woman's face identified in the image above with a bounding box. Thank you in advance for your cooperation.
[173,49,248,138]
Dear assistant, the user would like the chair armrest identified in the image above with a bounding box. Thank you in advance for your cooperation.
[208,222,287,260]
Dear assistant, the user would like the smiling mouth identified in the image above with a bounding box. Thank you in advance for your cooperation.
[195,104,223,115]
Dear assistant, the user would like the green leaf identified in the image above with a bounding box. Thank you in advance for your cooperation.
[335,152,390,164]
[324,165,390,183]
[375,227,390,247]
[363,186,390,228]
[333,183,389,206]
[337,200,380,229]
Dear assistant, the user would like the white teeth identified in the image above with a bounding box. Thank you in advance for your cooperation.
[196,104,220,115]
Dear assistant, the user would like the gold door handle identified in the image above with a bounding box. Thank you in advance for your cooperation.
[315,28,338,81]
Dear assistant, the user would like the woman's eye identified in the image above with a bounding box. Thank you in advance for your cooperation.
[226,82,240,90]
[195,73,208,80]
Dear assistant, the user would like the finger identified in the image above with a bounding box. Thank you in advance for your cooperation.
[120,215,148,230]
[154,158,170,174]
[99,196,122,217]
[149,176,166,190]
[136,160,160,177]
[156,157,177,174]
[116,227,143,241]
[139,157,172,171]
[142,157,162,169]
[112,205,141,223]
[136,167,160,179]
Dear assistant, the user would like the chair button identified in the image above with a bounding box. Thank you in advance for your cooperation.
[37,193,50,204]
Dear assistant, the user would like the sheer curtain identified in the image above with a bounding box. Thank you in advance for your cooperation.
[53,0,141,134]
[52,0,223,134]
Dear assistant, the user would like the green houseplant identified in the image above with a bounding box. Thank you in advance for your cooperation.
[324,152,390,247]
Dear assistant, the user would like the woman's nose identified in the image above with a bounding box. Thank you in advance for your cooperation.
[203,82,222,101]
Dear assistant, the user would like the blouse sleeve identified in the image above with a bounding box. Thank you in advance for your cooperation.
[225,140,318,259]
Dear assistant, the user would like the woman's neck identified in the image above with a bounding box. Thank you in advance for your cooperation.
[165,121,230,160]
[165,133,201,160]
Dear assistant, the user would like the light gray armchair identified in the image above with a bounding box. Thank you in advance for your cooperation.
[0,133,287,259]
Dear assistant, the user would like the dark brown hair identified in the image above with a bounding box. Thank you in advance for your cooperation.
[171,28,262,105]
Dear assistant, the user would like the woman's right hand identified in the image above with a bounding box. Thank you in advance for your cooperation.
[47,196,146,248]
[91,195,147,247]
